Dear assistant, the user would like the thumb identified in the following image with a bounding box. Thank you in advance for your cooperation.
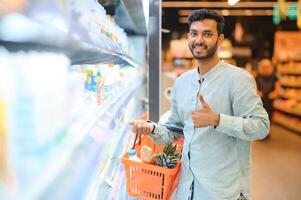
[199,94,208,107]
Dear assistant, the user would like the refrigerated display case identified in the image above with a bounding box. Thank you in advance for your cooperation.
[0,0,148,199]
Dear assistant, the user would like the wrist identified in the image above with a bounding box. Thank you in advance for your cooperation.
[150,124,155,133]
[212,113,220,126]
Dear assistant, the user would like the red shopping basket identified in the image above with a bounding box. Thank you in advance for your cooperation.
[121,135,183,200]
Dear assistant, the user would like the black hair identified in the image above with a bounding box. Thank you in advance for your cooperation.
[188,9,225,35]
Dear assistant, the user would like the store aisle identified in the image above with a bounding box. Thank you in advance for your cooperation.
[252,124,301,200]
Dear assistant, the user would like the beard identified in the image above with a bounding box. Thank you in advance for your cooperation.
[189,40,218,60]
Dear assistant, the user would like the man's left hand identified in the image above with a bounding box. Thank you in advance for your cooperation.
[192,95,220,128]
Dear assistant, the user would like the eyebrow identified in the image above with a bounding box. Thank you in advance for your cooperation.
[189,29,213,33]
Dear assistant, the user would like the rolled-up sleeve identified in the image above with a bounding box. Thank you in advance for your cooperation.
[149,80,184,144]
[215,72,270,141]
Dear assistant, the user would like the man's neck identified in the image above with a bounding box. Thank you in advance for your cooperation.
[197,55,220,76]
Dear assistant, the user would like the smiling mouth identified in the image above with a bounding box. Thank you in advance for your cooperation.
[193,45,207,50]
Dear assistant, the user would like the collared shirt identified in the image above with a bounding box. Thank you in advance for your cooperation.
[150,61,270,200]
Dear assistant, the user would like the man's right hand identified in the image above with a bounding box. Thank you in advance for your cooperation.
[129,119,155,135]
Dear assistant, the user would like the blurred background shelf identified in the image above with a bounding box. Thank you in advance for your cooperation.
[273,104,301,117]
[273,112,301,133]
[279,82,301,88]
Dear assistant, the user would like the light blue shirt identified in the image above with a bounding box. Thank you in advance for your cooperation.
[150,61,269,200]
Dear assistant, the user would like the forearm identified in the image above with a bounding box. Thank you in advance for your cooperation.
[215,113,270,141]
[148,122,184,144]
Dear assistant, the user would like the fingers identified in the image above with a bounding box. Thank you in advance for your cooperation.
[199,94,208,107]
[129,120,137,133]
[129,119,153,135]
[191,110,200,126]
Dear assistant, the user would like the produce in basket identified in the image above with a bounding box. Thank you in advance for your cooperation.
[156,143,181,169]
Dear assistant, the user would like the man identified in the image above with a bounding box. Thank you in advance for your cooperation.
[130,9,269,200]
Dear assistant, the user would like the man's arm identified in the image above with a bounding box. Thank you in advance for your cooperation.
[215,72,270,141]
[148,80,184,144]
[129,79,184,144]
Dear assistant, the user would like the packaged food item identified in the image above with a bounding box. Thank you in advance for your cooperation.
[140,145,156,164]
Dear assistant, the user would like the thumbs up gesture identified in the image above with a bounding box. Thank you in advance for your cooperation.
[191,95,220,128]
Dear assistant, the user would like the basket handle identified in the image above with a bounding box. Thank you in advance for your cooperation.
[131,132,142,149]
[131,132,138,149]
[132,132,156,151]
[131,112,149,149]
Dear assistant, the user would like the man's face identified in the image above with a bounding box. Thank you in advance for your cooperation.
[188,19,223,60]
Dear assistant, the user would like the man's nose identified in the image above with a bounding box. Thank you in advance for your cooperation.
[195,34,205,43]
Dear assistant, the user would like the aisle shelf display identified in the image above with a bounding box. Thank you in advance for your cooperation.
[0,0,138,67]
[0,40,138,67]
[0,52,144,200]
[35,88,141,200]
[277,61,301,75]
[279,75,301,88]
[273,100,301,117]
[279,88,301,101]
[0,0,146,199]
[274,59,301,133]
[273,112,301,133]
[29,88,136,199]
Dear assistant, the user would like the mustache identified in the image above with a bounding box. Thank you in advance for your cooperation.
[192,43,208,49]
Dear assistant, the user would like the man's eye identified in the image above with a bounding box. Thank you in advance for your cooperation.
[204,33,212,37]
[190,32,197,37]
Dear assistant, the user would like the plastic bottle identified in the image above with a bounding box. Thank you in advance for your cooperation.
[102,65,115,100]
[128,149,142,162]
[96,70,104,104]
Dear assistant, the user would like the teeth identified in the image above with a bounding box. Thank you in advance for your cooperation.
[194,46,205,49]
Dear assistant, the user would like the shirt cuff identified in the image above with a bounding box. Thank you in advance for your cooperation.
[214,113,233,134]
[147,120,158,135]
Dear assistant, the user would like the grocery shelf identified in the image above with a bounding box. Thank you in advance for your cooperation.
[273,104,301,117]
[86,89,145,200]
[277,62,301,75]
[278,69,301,75]
[0,40,138,67]
[115,0,148,34]
[277,57,301,126]
[26,86,138,200]
[0,2,146,200]
[279,82,301,88]
[279,93,301,101]
[0,14,139,67]
[87,125,130,200]
[278,58,301,63]
[273,115,301,133]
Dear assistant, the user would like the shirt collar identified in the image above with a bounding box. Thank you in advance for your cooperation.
[192,60,224,84]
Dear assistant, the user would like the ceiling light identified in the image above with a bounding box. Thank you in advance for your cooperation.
[228,0,240,6]
[161,28,171,33]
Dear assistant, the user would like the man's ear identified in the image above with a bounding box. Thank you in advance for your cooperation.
[217,34,224,46]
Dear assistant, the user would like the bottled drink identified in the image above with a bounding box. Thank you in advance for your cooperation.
[128,149,141,162]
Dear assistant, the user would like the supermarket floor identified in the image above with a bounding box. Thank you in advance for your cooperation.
[252,124,301,200]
